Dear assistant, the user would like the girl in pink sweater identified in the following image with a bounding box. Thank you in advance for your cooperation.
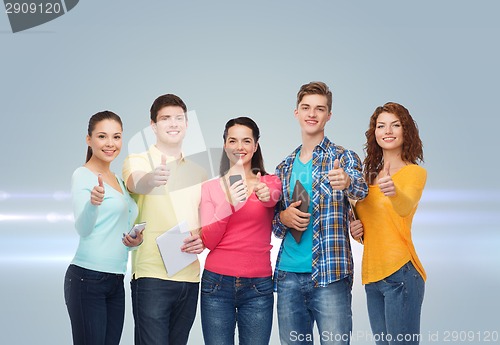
[200,117,281,345]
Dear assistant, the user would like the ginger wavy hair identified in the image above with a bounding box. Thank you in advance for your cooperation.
[364,102,424,184]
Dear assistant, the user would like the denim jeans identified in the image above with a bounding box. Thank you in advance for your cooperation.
[200,269,274,345]
[64,264,125,345]
[276,271,353,345]
[365,261,425,345]
[131,278,199,345]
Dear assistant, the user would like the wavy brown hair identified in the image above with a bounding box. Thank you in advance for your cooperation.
[364,102,424,184]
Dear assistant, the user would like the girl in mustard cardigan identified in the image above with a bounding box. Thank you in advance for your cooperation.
[350,102,426,345]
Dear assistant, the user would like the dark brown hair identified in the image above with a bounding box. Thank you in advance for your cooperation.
[364,102,424,184]
[150,94,187,123]
[219,117,268,176]
[86,111,122,163]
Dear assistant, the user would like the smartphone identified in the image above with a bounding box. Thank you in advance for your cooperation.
[127,222,146,239]
[229,175,246,201]
[229,174,243,186]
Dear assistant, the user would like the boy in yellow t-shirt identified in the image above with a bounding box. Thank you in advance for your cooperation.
[122,94,207,345]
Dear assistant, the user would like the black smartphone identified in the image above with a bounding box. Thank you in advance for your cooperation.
[229,175,246,201]
[229,174,243,186]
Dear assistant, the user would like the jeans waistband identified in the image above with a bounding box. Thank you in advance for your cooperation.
[203,269,271,287]
[68,264,124,278]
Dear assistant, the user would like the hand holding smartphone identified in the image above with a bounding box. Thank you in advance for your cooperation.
[229,175,246,202]
[126,222,146,239]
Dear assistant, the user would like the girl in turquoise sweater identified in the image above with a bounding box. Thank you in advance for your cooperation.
[64,111,142,345]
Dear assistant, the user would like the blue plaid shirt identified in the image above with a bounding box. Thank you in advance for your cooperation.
[273,137,368,287]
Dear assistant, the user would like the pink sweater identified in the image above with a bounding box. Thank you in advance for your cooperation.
[200,174,282,278]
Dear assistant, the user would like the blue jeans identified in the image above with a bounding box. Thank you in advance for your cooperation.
[64,264,125,345]
[131,278,199,345]
[200,269,274,345]
[365,261,425,345]
[276,271,353,345]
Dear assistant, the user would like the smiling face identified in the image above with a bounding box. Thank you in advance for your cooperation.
[294,94,332,137]
[86,119,122,163]
[152,105,187,146]
[375,111,404,153]
[223,124,258,168]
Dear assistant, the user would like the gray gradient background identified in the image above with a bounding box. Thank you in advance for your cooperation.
[1,1,499,344]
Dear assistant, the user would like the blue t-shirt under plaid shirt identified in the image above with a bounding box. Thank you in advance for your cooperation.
[278,153,313,272]
[272,137,368,288]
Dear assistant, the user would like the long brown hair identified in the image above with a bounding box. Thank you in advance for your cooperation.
[364,102,423,184]
[219,117,267,176]
[86,111,123,163]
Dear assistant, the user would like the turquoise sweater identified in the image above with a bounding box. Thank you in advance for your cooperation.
[70,167,138,274]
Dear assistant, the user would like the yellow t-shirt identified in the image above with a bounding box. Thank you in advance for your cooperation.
[122,145,207,282]
[356,164,427,285]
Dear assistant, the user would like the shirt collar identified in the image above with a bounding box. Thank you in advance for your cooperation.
[316,136,333,153]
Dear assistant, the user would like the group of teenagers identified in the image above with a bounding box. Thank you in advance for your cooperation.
[64,81,427,345]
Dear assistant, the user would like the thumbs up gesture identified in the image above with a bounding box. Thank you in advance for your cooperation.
[90,174,105,206]
[151,154,170,187]
[254,172,271,203]
[328,158,350,190]
[378,163,396,197]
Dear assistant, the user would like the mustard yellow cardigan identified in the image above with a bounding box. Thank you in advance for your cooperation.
[356,164,427,285]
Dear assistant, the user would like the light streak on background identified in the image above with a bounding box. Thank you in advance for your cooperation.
[0,191,71,201]
[0,213,73,222]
